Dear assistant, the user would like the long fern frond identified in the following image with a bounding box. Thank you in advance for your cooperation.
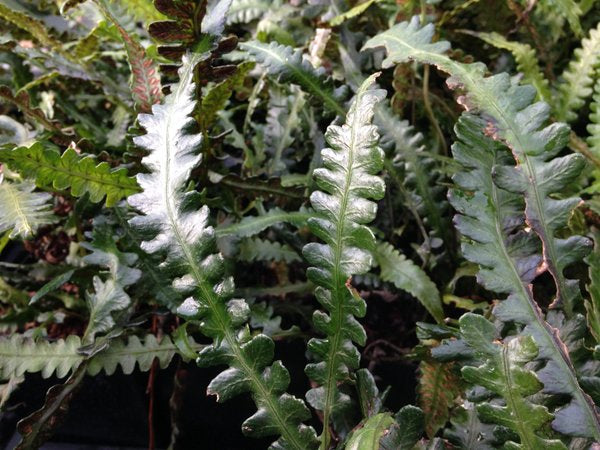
[302,74,386,449]
[127,51,317,449]
[0,143,140,207]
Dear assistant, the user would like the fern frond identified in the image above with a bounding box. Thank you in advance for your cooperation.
[0,178,56,238]
[0,3,61,49]
[556,22,600,122]
[127,52,317,449]
[0,334,82,379]
[302,74,386,448]
[539,0,582,37]
[339,41,453,251]
[265,85,305,174]
[149,0,237,80]
[239,237,301,263]
[81,226,141,342]
[0,86,71,145]
[448,113,599,439]
[0,142,140,207]
[374,242,443,324]
[459,313,567,449]
[94,0,163,113]
[227,0,270,24]
[199,61,254,131]
[0,334,192,379]
[364,17,591,322]
[240,40,346,116]
[587,77,600,159]
[418,360,460,437]
[215,207,311,238]
[106,0,165,25]
[377,107,452,250]
[468,31,550,103]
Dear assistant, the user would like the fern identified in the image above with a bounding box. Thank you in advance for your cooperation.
[302,74,386,448]
[0,334,191,379]
[215,207,311,238]
[418,360,460,438]
[0,3,61,49]
[265,85,305,174]
[0,178,56,238]
[588,77,600,159]
[374,241,443,324]
[198,61,254,131]
[556,22,600,122]
[94,0,163,113]
[0,86,71,146]
[459,313,567,449]
[240,40,347,116]
[127,52,317,449]
[0,142,140,207]
[149,0,237,81]
[239,237,301,263]
[227,0,270,24]
[364,16,591,320]
[448,113,599,440]
[467,31,550,103]
[338,40,453,253]
[328,0,380,27]
[539,0,582,37]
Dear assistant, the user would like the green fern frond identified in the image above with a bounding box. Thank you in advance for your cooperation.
[240,40,346,116]
[448,113,599,440]
[239,237,301,263]
[556,22,600,122]
[374,242,443,324]
[302,74,386,448]
[215,207,311,238]
[0,334,196,379]
[539,0,582,37]
[0,142,140,207]
[0,178,56,238]
[467,31,550,103]
[459,314,567,449]
[107,0,166,25]
[339,41,453,252]
[588,77,600,159]
[376,106,452,251]
[364,16,591,321]
[127,52,317,449]
[0,3,61,49]
[94,0,163,113]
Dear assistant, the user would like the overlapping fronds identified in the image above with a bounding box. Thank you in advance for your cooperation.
[241,40,346,116]
[459,313,567,449]
[364,16,591,321]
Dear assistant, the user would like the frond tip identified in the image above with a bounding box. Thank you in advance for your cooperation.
[0,177,56,238]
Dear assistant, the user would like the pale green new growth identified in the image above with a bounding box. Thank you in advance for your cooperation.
[0,178,56,238]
